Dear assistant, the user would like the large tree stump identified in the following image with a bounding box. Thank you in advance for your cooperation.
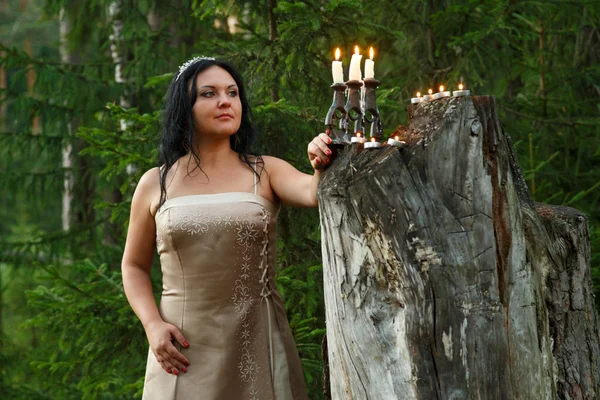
[317,96,600,399]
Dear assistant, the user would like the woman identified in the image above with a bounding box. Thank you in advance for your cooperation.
[121,56,331,400]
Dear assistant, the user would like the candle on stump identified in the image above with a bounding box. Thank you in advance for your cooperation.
[387,134,406,148]
[348,45,362,81]
[351,132,366,144]
[364,136,382,149]
[423,88,434,100]
[411,91,424,104]
[453,83,471,97]
[332,48,344,83]
[364,47,375,79]
[433,85,451,99]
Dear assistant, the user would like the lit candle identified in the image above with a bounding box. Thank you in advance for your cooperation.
[348,45,362,81]
[364,47,375,79]
[453,83,471,97]
[351,132,366,144]
[364,137,382,149]
[332,48,344,83]
[387,135,406,148]
[411,91,424,104]
[433,85,451,99]
[423,88,434,101]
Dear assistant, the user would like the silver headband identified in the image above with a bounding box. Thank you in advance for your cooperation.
[175,56,216,81]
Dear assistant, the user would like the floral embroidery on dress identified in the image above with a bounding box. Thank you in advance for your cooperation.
[219,214,238,227]
[239,347,261,383]
[240,254,252,280]
[249,388,260,400]
[173,213,211,234]
[230,210,271,399]
[232,279,253,317]
[236,222,258,250]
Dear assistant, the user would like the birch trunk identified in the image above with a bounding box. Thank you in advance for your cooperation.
[105,0,129,246]
[59,8,75,231]
[59,9,95,233]
[318,96,600,399]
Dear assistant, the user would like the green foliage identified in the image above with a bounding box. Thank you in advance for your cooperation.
[1,0,599,398]
[21,260,146,399]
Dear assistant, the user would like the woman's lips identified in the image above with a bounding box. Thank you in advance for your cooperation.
[216,114,233,119]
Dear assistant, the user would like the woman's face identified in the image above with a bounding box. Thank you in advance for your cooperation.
[191,66,242,141]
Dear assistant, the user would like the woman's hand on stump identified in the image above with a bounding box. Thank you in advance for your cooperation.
[308,132,333,170]
[145,320,190,375]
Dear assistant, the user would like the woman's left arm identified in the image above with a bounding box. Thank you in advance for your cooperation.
[264,132,332,208]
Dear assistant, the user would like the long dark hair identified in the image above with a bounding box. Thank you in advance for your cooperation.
[158,58,262,209]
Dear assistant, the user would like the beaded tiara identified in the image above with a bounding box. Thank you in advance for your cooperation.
[175,56,216,81]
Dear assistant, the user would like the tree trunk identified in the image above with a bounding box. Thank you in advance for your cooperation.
[104,0,129,247]
[59,9,95,234]
[317,96,600,399]
[0,48,6,131]
[59,8,76,231]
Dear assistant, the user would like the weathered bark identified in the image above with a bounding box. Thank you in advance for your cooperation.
[318,96,600,399]
[535,204,600,399]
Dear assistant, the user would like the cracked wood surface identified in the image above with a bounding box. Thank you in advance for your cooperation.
[317,96,600,399]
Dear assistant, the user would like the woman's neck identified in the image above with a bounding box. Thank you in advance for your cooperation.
[188,138,238,169]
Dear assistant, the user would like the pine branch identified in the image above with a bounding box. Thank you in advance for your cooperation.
[504,106,600,126]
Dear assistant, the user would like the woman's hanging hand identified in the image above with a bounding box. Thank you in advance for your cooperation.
[308,132,333,170]
[145,320,190,375]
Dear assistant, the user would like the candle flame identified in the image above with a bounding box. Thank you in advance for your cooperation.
[459,83,464,90]
[428,89,433,95]
[354,45,359,55]
[416,91,421,97]
[335,48,341,61]
[439,85,444,92]
[369,47,374,60]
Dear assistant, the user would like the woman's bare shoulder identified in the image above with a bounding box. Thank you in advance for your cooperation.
[259,155,286,170]
[134,167,162,217]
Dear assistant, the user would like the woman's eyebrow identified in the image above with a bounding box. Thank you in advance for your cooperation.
[198,84,238,89]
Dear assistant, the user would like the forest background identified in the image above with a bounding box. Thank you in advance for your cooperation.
[0,0,599,398]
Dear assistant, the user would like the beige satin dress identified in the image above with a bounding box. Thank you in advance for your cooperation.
[142,171,309,399]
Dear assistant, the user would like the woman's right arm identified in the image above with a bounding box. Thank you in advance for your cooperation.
[121,167,190,375]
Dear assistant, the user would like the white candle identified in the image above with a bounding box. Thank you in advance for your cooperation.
[364,47,375,79]
[332,48,344,83]
[411,91,424,104]
[351,132,366,143]
[388,136,406,147]
[423,89,434,101]
[349,45,362,81]
[433,85,451,99]
[453,83,471,97]
[364,137,382,148]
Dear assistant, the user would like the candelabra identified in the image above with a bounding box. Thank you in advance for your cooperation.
[324,78,383,148]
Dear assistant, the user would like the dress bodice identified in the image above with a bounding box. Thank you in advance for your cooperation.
[143,192,307,399]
